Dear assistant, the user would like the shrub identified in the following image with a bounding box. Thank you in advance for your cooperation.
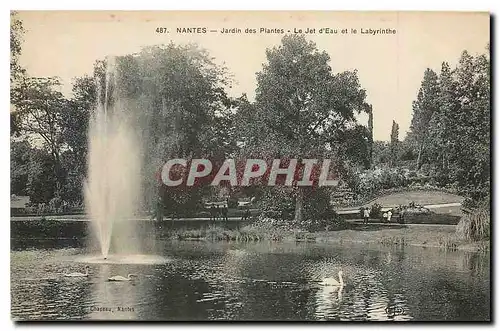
[251,214,346,233]
[259,187,296,220]
[354,167,411,198]
[456,204,490,241]
[370,203,383,219]
[227,197,238,209]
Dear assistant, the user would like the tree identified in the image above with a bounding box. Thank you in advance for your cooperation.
[11,140,31,196]
[390,120,399,166]
[447,49,490,200]
[407,46,490,202]
[241,35,370,222]
[367,104,374,168]
[11,11,26,136]
[12,77,67,195]
[426,62,458,183]
[58,75,95,202]
[10,11,24,84]
[26,148,57,204]
[372,141,391,166]
[102,44,235,213]
[408,69,440,170]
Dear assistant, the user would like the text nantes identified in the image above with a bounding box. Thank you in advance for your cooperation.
[160,158,339,187]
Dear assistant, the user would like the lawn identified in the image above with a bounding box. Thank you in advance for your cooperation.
[359,190,464,208]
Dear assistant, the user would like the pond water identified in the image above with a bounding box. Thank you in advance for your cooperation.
[10,239,490,321]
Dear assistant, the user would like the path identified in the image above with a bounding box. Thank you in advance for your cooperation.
[10,215,249,222]
[346,220,457,227]
[336,201,462,215]
[10,202,462,222]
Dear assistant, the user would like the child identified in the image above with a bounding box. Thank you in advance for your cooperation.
[382,211,388,222]
[363,207,370,224]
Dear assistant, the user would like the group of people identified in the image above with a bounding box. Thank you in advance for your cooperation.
[209,203,229,222]
[382,209,393,223]
[362,207,394,224]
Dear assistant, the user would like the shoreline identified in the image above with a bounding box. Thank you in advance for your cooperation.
[10,218,489,253]
[169,222,489,253]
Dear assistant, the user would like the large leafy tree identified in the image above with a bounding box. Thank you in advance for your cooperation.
[406,46,490,203]
[426,62,458,183]
[59,75,95,202]
[10,140,31,196]
[11,141,57,204]
[12,77,67,195]
[106,44,235,213]
[408,69,440,169]
[10,11,26,135]
[447,49,490,199]
[239,35,370,222]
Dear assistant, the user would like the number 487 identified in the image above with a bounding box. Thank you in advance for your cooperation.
[156,27,167,33]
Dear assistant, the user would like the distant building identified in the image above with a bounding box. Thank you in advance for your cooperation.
[11,195,30,215]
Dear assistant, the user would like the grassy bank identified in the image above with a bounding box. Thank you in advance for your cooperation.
[172,222,489,252]
[313,223,489,252]
[11,217,488,253]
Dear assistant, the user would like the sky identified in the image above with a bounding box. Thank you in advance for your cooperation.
[17,11,490,141]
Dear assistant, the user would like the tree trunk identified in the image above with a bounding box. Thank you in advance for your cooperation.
[368,107,374,169]
[52,150,63,197]
[294,186,304,223]
[416,143,424,170]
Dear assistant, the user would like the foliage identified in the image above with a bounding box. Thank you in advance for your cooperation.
[105,44,235,211]
[351,167,410,198]
[390,120,399,165]
[11,77,68,195]
[258,186,337,223]
[236,34,370,222]
[405,46,490,203]
[10,12,489,223]
[227,197,238,209]
[252,214,346,233]
[10,12,25,82]
[407,68,441,170]
[370,203,383,219]
[25,148,57,203]
[259,187,296,220]
[10,140,31,196]
[174,225,268,242]
[456,200,490,241]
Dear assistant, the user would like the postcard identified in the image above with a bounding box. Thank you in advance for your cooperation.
[10,11,490,322]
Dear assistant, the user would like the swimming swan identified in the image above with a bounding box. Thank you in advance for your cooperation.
[108,274,137,282]
[321,270,344,287]
[65,266,90,277]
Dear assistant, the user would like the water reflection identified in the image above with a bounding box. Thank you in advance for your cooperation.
[10,240,490,321]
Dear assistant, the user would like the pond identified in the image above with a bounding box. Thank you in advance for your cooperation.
[10,239,490,321]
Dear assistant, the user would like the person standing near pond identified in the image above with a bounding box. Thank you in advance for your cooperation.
[222,203,229,223]
[155,195,164,222]
[210,204,216,223]
[363,207,370,224]
[242,206,250,221]
[387,209,393,223]
[214,205,220,221]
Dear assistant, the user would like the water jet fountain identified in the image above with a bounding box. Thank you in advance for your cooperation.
[81,57,167,265]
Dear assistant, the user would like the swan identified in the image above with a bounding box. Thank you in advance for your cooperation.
[321,270,344,287]
[65,266,90,277]
[108,274,137,282]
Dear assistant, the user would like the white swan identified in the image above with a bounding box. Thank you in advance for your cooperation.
[321,270,344,287]
[108,274,137,282]
[65,266,90,277]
